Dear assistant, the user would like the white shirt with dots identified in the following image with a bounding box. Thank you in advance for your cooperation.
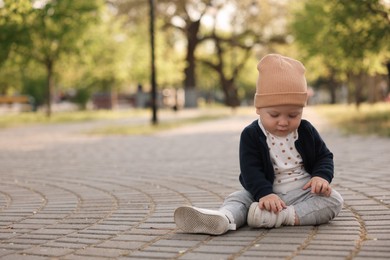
[258,119,311,194]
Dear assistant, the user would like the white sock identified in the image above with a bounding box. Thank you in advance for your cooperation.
[248,204,295,228]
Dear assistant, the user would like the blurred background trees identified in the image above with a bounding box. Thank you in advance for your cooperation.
[0,0,389,115]
[0,0,105,115]
[291,0,390,106]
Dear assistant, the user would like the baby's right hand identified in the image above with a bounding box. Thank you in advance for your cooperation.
[258,194,286,214]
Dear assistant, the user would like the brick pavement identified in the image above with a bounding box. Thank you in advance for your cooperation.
[0,107,389,259]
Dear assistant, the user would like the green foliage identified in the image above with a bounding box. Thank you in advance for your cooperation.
[71,88,90,110]
[58,11,133,93]
[290,0,390,106]
[237,58,258,101]
[0,0,106,115]
[21,75,46,109]
[1,0,286,110]
[291,0,390,76]
[0,0,32,65]
[25,0,103,63]
[0,54,23,95]
[3,0,388,112]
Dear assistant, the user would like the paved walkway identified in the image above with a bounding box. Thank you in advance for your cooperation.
[0,108,389,259]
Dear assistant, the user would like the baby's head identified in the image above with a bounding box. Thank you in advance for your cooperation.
[254,54,308,114]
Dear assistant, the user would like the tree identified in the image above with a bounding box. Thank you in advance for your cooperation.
[198,0,288,107]
[0,0,31,66]
[57,10,135,110]
[291,0,390,106]
[111,0,291,108]
[155,0,211,107]
[115,0,222,107]
[0,0,32,95]
[0,0,103,116]
[104,0,186,97]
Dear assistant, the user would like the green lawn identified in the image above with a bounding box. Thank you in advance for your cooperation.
[0,107,234,135]
[2,104,389,137]
[314,103,390,137]
[0,109,148,129]
[86,114,228,135]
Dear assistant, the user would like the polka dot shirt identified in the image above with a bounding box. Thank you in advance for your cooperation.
[258,119,311,194]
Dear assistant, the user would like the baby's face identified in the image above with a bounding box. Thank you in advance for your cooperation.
[258,105,303,137]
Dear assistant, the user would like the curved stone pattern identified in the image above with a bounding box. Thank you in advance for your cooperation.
[0,109,389,259]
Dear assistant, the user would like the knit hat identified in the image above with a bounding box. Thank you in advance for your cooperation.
[254,54,308,114]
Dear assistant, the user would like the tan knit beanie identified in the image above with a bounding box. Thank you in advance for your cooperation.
[254,54,308,114]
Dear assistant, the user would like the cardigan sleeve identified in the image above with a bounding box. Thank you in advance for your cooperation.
[297,120,334,183]
[239,124,274,201]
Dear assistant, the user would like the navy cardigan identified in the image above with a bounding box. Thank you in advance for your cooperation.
[239,119,334,201]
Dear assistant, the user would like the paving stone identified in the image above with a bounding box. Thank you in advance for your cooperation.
[193,245,247,254]
[126,250,179,259]
[179,252,237,260]
[152,239,200,247]
[292,256,345,260]
[0,243,31,250]
[296,249,349,257]
[0,254,49,260]
[44,241,88,249]
[73,247,129,258]
[0,249,15,257]
[62,254,103,260]
[97,240,145,250]
[21,246,74,257]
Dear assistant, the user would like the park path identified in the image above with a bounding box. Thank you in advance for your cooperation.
[0,107,389,259]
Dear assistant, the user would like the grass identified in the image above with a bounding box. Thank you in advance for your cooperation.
[3,104,389,137]
[86,106,239,135]
[314,102,390,137]
[0,109,149,129]
[0,107,235,135]
[86,114,228,135]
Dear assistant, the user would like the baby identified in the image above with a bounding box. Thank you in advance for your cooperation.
[174,54,344,235]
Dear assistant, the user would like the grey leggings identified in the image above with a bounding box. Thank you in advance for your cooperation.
[219,188,344,228]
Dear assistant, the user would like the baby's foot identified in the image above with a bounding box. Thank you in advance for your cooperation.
[174,206,235,235]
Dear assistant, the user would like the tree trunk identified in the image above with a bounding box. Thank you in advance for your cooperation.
[183,20,200,108]
[222,79,240,108]
[328,79,337,104]
[46,60,54,117]
[353,73,364,109]
[386,61,390,94]
[328,70,337,104]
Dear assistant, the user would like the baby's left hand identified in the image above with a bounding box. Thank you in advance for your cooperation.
[303,176,332,196]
